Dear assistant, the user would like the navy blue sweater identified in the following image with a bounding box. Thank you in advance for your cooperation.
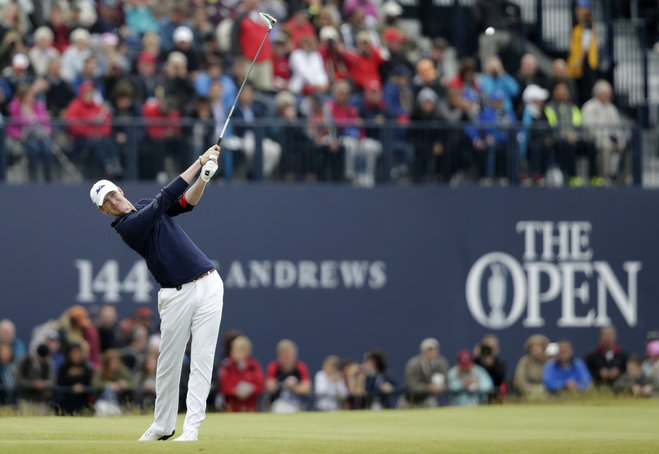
[112,177,214,288]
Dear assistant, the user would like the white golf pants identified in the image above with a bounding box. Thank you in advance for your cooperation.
[149,270,223,435]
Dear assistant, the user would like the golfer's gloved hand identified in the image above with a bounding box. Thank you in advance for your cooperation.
[201,156,218,182]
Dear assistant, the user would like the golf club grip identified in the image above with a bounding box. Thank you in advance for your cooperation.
[216,136,223,147]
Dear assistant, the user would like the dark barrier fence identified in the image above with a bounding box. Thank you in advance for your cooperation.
[0,118,643,187]
[1,184,658,381]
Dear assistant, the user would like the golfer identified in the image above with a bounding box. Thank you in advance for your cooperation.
[90,145,223,442]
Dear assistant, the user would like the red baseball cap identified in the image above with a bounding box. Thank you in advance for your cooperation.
[382,27,405,43]
[457,350,473,369]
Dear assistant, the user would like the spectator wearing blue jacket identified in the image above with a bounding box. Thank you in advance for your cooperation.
[465,90,517,181]
[194,57,238,110]
[478,56,519,114]
[125,0,159,34]
[543,340,592,393]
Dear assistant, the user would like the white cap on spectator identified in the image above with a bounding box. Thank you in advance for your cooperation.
[319,26,339,42]
[545,342,559,356]
[274,90,296,110]
[12,53,29,70]
[522,84,549,104]
[71,28,91,44]
[174,26,194,44]
[382,1,403,17]
[34,26,54,42]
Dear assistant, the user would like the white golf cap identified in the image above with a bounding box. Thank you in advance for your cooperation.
[12,53,29,69]
[319,26,339,42]
[545,342,559,356]
[90,179,118,207]
[522,84,549,104]
[382,1,403,17]
[173,26,193,43]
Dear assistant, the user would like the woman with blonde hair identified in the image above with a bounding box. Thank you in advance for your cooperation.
[218,336,264,412]
[513,334,550,398]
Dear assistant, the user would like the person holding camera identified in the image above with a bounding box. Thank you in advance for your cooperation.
[318,26,350,86]
[473,334,507,402]
[478,56,519,115]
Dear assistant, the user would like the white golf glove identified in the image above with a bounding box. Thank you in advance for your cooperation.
[201,156,218,182]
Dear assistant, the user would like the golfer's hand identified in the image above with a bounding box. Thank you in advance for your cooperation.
[200,145,221,166]
[201,158,218,182]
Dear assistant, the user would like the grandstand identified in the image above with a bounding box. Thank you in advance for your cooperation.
[0,0,655,187]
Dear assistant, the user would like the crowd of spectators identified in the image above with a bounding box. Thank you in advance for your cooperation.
[0,0,636,187]
[1,308,658,415]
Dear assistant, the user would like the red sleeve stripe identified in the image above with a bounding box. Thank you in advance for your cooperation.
[180,194,189,208]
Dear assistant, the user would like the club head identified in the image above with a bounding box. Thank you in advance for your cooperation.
[259,12,278,30]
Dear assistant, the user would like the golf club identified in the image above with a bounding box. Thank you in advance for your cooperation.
[215,12,278,147]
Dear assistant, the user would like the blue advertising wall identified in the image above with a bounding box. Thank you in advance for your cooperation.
[1,183,658,379]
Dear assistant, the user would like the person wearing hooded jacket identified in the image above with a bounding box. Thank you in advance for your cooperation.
[64,80,122,178]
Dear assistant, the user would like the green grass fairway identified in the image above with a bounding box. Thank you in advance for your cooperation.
[1,401,658,453]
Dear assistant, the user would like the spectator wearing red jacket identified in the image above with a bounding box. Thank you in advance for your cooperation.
[219,336,264,412]
[340,31,386,91]
[231,0,273,91]
[272,34,291,91]
[265,339,311,413]
[64,81,121,178]
[140,96,184,180]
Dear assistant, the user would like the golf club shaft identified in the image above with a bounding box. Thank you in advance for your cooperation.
[216,27,273,147]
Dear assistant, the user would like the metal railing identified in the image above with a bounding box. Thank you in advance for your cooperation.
[0,118,644,187]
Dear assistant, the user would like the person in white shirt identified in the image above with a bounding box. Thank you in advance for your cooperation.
[314,355,348,411]
[60,28,92,83]
[288,35,329,95]
[28,26,59,77]
[581,79,629,182]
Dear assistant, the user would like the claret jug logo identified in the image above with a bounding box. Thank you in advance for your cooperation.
[466,221,642,329]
